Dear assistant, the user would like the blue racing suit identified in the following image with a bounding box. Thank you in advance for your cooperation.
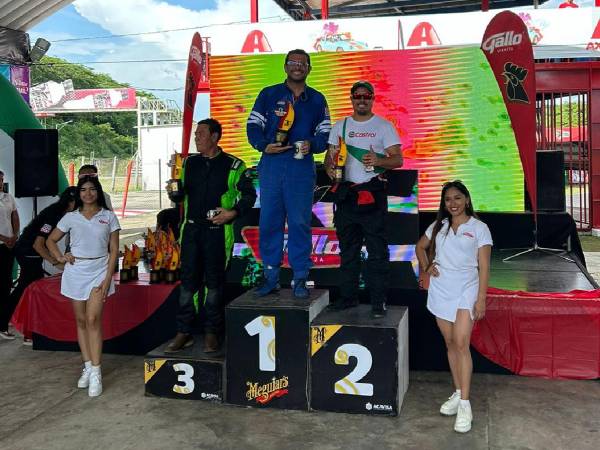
[247,81,331,279]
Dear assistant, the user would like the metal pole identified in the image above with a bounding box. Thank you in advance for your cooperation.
[135,154,141,189]
[111,156,117,192]
[158,158,162,210]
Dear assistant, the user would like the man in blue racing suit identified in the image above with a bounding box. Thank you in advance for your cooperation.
[247,49,331,299]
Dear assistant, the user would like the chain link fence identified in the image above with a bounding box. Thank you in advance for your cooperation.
[61,157,171,234]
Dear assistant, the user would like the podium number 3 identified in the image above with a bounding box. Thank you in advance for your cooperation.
[334,344,373,396]
[172,363,195,395]
[245,316,276,371]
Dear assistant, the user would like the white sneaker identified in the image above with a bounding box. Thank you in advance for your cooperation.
[454,403,473,433]
[88,372,102,397]
[440,391,461,416]
[0,330,16,340]
[77,366,91,388]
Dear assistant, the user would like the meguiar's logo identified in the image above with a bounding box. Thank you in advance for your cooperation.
[246,376,289,404]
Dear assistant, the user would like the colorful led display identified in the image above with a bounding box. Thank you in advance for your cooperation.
[210,47,523,211]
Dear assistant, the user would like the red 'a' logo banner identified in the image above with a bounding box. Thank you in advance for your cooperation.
[241,227,341,268]
[481,11,537,215]
[181,32,203,157]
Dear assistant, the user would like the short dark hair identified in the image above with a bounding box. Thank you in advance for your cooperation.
[285,49,311,67]
[78,164,98,174]
[197,118,222,141]
[76,175,108,210]
[0,170,4,177]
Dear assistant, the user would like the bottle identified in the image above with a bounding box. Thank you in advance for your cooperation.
[275,102,295,144]
[334,136,348,183]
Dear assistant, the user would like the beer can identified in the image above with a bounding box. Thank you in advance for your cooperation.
[293,141,304,160]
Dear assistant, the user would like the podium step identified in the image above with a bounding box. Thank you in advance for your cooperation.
[225,289,329,410]
[144,338,224,402]
[310,305,409,416]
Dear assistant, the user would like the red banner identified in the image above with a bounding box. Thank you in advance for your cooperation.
[241,227,341,268]
[481,11,537,215]
[181,32,204,157]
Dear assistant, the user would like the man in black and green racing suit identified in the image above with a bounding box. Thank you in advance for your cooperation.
[166,118,256,353]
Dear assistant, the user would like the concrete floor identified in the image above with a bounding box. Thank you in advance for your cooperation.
[0,338,598,450]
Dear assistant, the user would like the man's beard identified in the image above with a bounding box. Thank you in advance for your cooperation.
[355,107,370,116]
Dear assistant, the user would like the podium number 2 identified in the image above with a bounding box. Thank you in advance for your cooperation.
[334,344,373,396]
[172,363,194,395]
[245,316,276,372]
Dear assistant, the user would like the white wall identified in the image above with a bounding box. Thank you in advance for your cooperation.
[139,125,186,191]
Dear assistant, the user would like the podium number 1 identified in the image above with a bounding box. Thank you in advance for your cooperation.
[334,344,373,396]
[245,316,276,372]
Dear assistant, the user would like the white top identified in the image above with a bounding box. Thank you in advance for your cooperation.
[0,192,17,244]
[328,115,401,184]
[57,208,121,258]
[425,217,493,271]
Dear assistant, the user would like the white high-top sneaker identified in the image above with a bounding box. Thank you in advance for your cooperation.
[454,402,473,433]
[88,370,102,397]
[440,391,461,416]
[77,365,91,389]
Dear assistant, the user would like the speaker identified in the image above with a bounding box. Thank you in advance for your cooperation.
[14,129,59,198]
[537,150,565,212]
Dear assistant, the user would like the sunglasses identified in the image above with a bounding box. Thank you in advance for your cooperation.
[352,93,374,100]
[286,60,309,69]
[78,173,98,179]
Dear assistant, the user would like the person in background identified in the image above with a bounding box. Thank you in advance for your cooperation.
[9,187,78,344]
[78,164,113,210]
[0,170,20,340]
[415,180,492,434]
[326,80,403,318]
[47,176,120,397]
[247,49,331,299]
[559,0,578,8]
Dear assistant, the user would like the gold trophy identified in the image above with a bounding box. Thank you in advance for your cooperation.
[334,136,348,184]
[167,152,183,197]
[275,102,295,144]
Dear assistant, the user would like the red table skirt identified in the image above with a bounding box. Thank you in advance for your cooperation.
[12,274,177,342]
[471,287,600,379]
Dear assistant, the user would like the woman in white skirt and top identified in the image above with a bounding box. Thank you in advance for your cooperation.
[47,176,120,397]
[416,180,492,433]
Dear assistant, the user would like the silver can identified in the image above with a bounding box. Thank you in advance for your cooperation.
[293,141,305,159]
[206,209,220,219]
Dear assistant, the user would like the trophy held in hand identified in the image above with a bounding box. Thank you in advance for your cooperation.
[167,152,184,202]
[275,102,295,145]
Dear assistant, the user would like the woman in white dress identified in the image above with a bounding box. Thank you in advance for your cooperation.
[47,176,120,397]
[416,180,492,434]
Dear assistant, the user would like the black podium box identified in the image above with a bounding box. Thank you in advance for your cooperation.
[225,289,329,410]
[310,305,409,416]
[144,339,224,402]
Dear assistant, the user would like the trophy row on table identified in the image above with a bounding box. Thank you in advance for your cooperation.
[119,227,181,284]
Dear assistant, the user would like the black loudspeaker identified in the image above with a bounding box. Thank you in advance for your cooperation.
[537,150,565,212]
[14,129,58,198]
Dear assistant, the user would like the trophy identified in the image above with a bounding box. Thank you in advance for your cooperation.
[120,245,132,282]
[166,152,183,198]
[333,136,348,184]
[275,102,295,145]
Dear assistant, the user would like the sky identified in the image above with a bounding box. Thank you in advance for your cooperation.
[29,0,291,117]
[28,0,591,117]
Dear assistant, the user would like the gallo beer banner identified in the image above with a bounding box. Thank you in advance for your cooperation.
[481,11,537,214]
[182,32,203,157]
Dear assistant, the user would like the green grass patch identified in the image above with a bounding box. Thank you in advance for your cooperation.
[579,234,600,252]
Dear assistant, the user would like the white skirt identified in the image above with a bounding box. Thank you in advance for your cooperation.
[60,256,115,301]
[427,267,478,322]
